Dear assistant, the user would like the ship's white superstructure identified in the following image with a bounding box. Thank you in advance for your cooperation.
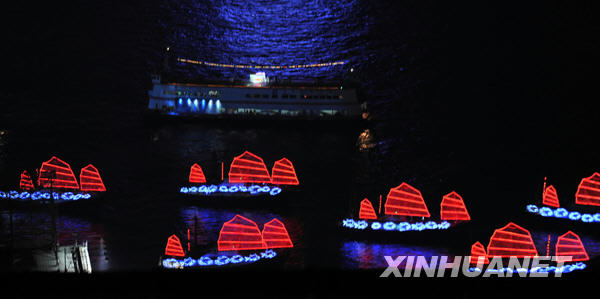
[148,75,363,119]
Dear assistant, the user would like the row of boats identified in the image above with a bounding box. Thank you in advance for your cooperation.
[1,152,598,274]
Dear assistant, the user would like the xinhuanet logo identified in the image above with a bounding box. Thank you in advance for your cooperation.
[380,256,583,277]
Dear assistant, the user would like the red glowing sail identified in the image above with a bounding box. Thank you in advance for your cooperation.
[384,183,430,217]
[575,172,600,206]
[218,215,266,251]
[261,218,294,249]
[20,171,34,191]
[359,198,378,219]
[542,185,560,208]
[79,164,106,192]
[555,231,589,263]
[470,241,489,264]
[440,191,471,221]
[189,163,207,183]
[487,222,538,258]
[38,156,79,189]
[271,158,299,185]
[165,234,185,257]
[228,151,271,184]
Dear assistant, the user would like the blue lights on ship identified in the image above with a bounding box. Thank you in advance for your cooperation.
[0,190,92,201]
[162,249,277,269]
[526,204,600,223]
[342,219,451,232]
[180,184,282,196]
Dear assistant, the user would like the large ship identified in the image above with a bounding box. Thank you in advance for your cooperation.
[147,72,365,120]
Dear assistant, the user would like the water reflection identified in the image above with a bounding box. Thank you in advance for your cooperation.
[0,211,110,271]
[168,0,369,81]
[356,129,376,152]
[340,241,453,269]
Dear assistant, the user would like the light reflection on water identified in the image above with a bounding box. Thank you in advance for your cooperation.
[0,211,110,271]
[340,240,454,269]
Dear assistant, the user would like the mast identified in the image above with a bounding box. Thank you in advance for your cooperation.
[542,176,547,202]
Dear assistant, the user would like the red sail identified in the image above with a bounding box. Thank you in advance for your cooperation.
[80,164,106,192]
[440,191,471,221]
[542,185,560,208]
[165,234,185,257]
[38,156,79,189]
[487,222,538,258]
[218,215,266,251]
[555,231,589,263]
[271,158,299,185]
[20,171,34,191]
[384,182,430,217]
[359,198,377,219]
[228,151,271,184]
[261,218,294,249]
[575,172,600,206]
[189,163,207,183]
[470,241,489,264]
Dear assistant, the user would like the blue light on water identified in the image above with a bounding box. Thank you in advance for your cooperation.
[167,0,367,81]
[161,249,277,269]
[201,99,206,110]
[525,204,600,223]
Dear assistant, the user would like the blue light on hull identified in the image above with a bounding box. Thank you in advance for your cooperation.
[180,184,282,196]
[525,204,600,223]
[161,249,277,269]
[341,219,451,232]
[0,190,92,201]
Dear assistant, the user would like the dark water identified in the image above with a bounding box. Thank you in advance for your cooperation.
[2,0,599,277]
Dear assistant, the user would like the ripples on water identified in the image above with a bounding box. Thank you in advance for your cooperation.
[164,0,369,81]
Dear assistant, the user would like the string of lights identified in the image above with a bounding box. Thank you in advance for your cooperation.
[342,218,451,232]
[161,249,277,269]
[180,184,282,196]
[526,204,600,223]
[177,58,345,70]
[0,190,92,201]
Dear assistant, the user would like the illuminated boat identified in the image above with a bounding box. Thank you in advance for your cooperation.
[466,223,588,274]
[147,72,365,120]
[159,215,293,269]
[525,175,600,223]
[0,156,106,204]
[179,151,299,200]
[341,183,471,234]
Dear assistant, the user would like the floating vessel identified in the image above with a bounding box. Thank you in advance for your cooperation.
[147,73,365,121]
[179,151,299,199]
[160,215,293,269]
[0,156,106,204]
[526,174,600,223]
[466,222,588,274]
[341,183,471,234]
